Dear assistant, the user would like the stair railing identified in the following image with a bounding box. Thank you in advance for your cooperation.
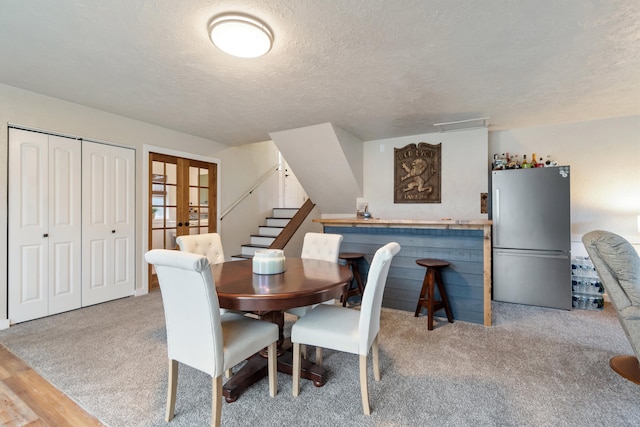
[220,164,280,221]
[268,198,316,249]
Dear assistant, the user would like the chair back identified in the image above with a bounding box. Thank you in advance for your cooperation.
[358,242,401,354]
[176,233,225,265]
[300,233,342,262]
[583,230,640,308]
[583,230,640,360]
[300,232,343,262]
[144,249,224,377]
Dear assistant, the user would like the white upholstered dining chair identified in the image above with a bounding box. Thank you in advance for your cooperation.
[291,242,401,415]
[286,232,344,319]
[176,233,225,264]
[144,249,278,427]
[176,232,236,322]
[285,232,343,360]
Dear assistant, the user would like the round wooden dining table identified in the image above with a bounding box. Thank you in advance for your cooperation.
[211,257,353,402]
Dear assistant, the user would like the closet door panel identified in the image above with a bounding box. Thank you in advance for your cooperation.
[87,151,109,226]
[110,146,135,300]
[82,142,135,306]
[8,130,49,323]
[82,146,113,306]
[15,245,47,313]
[48,136,82,315]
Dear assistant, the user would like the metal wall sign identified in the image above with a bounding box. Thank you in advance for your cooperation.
[394,142,441,203]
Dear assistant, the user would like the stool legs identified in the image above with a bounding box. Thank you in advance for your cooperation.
[414,267,454,330]
[342,259,365,307]
[352,261,365,294]
[434,268,454,325]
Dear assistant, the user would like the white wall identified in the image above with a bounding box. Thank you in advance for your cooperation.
[271,123,363,214]
[489,115,640,254]
[0,84,228,327]
[363,127,489,220]
[211,141,282,258]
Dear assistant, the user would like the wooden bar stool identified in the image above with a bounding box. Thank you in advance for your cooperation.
[414,258,454,330]
[339,253,365,306]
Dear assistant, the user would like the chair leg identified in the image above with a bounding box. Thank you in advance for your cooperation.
[300,344,307,359]
[166,359,178,422]
[212,375,222,427]
[268,342,277,397]
[292,342,301,397]
[316,346,323,366]
[359,354,371,415]
[372,335,380,381]
[225,368,232,379]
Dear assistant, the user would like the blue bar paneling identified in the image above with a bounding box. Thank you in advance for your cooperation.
[325,226,485,325]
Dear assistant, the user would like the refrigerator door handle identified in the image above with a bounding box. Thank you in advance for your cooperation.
[495,250,569,260]
[494,188,500,246]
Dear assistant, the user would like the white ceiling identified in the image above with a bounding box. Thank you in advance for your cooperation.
[0,0,638,146]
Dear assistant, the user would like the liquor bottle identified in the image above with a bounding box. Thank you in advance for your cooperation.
[530,153,538,168]
[521,154,530,168]
[536,157,545,168]
[499,153,507,169]
[493,154,502,170]
[507,154,521,169]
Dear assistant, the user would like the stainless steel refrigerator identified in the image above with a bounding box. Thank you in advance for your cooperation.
[491,166,572,310]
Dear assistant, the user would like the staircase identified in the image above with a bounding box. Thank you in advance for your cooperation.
[231,207,299,260]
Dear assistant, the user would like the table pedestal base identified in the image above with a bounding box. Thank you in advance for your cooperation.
[222,341,326,403]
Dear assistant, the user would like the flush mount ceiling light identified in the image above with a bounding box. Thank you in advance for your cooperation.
[208,14,273,58]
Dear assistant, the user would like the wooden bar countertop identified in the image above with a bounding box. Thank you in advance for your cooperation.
[313,217,491,228]
[315,217,493,326]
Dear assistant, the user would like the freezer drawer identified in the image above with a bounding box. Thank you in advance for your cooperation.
[493,248,571,310]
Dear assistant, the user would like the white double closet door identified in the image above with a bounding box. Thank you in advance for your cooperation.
[9,130,82,323]
[8,128,135,324]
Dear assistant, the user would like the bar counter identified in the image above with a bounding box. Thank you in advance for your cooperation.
[314,218,493,326]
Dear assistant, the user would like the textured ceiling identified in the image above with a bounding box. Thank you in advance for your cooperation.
[0,0,638,146]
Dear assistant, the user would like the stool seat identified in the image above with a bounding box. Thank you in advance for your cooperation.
[416,258,450,269]
[414,258,454,330]
[339,253,365,306]
[339,253,365,261]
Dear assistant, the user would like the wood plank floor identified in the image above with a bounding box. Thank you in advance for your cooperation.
[0,344,105,427]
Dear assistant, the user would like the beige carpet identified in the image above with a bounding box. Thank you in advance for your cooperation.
[0,292,639,426]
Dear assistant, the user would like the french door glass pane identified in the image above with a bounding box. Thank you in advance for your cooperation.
[188,165,209,234]
[151,160,178,242]
[165,163,177,185]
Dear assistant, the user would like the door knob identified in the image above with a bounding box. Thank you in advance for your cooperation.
[185,222,190,226]
[178,222,183,227]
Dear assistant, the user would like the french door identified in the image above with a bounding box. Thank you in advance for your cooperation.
[149,153,218,290]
